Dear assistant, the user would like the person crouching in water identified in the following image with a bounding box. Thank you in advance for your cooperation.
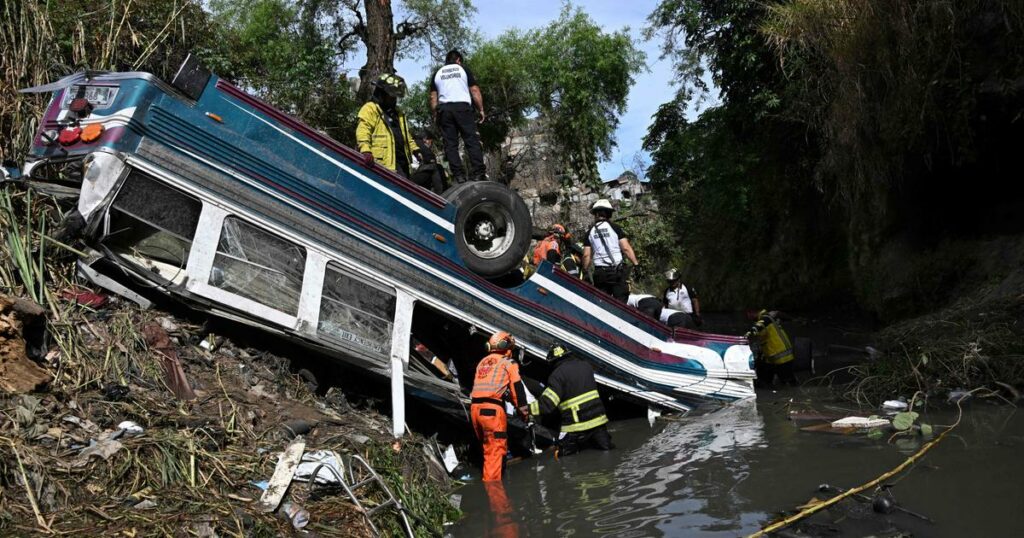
[355,73,422,178]
[471,331,530,481]
[530,343,613,457]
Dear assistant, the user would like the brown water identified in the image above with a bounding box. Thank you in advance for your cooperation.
[448,388,1024,537]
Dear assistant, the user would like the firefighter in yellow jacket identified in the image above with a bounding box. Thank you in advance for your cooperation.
[747,310,797,387]
[355,73,421,178]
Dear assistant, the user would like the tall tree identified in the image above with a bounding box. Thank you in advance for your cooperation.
[642,0,839,309]
[337,0,476,101]
[207,0,358,143]
[470,6,644,185]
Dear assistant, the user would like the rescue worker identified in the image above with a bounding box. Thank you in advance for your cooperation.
[529,343,613,457]
[532,224,582,277]
[663,268,702,328]
[356,73,422,178]
[410,129,447,194]
[628,293,663,320]
[746,310,797,387]
[430,49,486,183]
[470,331,530,481]
[582,199,638,301]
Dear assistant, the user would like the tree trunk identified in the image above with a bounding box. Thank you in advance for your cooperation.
[357,0,397,102]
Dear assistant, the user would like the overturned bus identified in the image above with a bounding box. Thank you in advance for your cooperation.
[8,58,756,436]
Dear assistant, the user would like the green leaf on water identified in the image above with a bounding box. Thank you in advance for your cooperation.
[920,423,933,436]
[892,411,919,431]
[867,428,884,439]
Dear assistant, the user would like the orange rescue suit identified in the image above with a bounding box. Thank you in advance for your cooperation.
[532,235,561,265]
[470,352,528,481]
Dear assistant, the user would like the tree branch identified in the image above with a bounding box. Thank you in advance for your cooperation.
[395,17,427,41]
[338,0,367,47]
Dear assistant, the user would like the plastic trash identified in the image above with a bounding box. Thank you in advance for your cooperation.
[882,400,908,411]
[948,389,971,404]
[281,502,309,529]
[647,406,662,427]
[292,449,344,484]
[831,416,890,429]
[117,420,144,436]
[442,444,459,473]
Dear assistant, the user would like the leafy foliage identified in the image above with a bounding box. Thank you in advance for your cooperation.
[643,0,841,309]
[469,6,644,185]
[1,0,214,160]
[206,0,359,144]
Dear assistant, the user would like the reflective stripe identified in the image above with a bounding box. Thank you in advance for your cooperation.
[471,354,513,399]
[557,390,599,411]
[529,401,540,416]
[561,414,608,433]
[558,389,601,424]
[542,388,561,406]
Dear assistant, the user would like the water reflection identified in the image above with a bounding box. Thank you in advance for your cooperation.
[454,400,770,537]
[482,481,521,538]
[452,394,1024,537]
[591,401,766,536]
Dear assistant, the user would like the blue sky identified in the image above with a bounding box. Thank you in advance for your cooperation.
[351,0,715,180]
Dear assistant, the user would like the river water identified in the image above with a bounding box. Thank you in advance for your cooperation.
[448,388,1024,537]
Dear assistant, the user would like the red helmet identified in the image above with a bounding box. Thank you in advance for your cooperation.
[487,330,516,354]
[549,224,566,237]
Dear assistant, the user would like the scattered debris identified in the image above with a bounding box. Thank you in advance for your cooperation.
[281,502,310,529]
[132,500,157,510]
[831,417,891,429]
[141,322,196,401]
[442,444,460,474]
[882,399,908,411]
[59,287,108,308]
[260,437,306,513]
[293,449,344,485]
[117,420,144,436]
[76,436,124,464]
[948,388,972,404]
[0,294,51,393]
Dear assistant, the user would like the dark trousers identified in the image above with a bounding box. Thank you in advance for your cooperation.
[593,266,628,301]
[411,163,446,194]
[558,425,614,457]
[754,359,798,388]
[438,102,485,182]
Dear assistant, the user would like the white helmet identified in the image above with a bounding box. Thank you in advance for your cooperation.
[664,268,679,281]
[591,199,613,213]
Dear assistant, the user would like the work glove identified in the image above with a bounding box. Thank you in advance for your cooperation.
[361,152,374,167]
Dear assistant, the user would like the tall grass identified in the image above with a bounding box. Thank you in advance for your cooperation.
[0,0,206,161]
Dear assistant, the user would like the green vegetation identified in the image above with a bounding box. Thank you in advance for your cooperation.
[471,6,645,185]
[0,189,458,535]
[644,0,1024,397]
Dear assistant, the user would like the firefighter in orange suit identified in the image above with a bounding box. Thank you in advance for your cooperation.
[471,331,530,481]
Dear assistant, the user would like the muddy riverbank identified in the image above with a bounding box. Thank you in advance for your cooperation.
[450,388,1024,537]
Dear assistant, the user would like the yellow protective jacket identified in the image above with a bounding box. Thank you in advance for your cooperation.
[750,313,794,365]
[355,101,418,172]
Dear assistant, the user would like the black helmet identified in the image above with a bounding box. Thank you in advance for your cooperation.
[547,342,571,361]
[373,73,407,98]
